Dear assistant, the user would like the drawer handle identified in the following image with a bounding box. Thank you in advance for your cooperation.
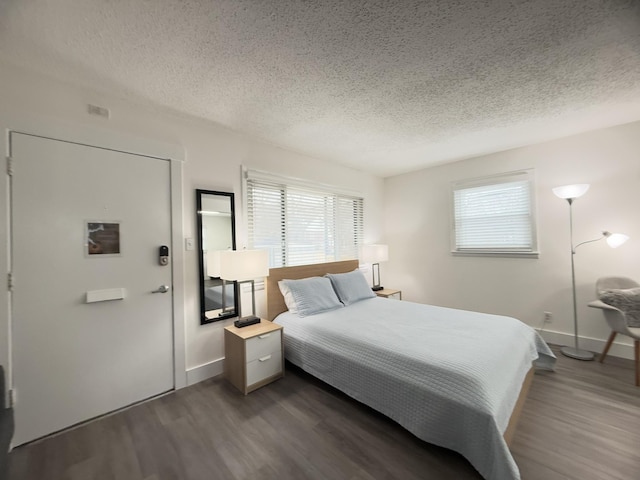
[259,355,272,362]
[258,333,271,339]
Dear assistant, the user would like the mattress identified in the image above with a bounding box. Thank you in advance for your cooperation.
[275,297,555,480]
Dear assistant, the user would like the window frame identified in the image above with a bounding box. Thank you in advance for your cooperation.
[450,169,539,258]
[243,168,364,268]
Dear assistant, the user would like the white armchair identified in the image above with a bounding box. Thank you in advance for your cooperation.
[588,276,640,386]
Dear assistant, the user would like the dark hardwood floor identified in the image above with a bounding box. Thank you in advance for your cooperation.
[8,345,640,480]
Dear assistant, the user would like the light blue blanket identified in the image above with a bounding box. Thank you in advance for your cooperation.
[275,297,555,480]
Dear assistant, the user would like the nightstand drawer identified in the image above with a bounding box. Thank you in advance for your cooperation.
[246,331,281,363]
[246,351,281,386]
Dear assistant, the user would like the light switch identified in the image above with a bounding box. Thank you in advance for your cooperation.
[185,238,195,251]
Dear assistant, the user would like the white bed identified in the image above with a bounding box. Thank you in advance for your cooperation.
[266,260,556,480]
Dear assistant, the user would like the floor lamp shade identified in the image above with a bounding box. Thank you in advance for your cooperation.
[606,233,629,248]
[552,184,590,200]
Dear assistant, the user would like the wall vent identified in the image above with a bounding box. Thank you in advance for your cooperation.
[87,104,110,119]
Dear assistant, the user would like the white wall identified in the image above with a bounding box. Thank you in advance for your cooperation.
[0,61,384,384]
[384,122,640,358]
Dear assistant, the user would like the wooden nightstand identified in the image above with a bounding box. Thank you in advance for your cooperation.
[375,288,402,300]
[224,319,284,395]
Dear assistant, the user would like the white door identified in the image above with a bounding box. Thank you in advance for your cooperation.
[10,132,175,446]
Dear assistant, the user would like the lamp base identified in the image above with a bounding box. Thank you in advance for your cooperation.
[371,286,384,291]
[234,316,261,328]
[560,346,595,361]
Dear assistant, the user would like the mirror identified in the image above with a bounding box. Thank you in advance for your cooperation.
[196,190,238,324]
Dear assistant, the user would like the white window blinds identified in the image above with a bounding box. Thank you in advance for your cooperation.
[246,171,364,267]
[452,170,537,256]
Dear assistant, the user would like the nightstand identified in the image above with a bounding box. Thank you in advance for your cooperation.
[375,288,402,300]
[224,319,284,395]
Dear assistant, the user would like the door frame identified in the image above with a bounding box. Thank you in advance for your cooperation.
[1,115,187,406]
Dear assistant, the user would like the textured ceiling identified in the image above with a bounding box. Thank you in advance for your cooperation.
[1,0,639,177]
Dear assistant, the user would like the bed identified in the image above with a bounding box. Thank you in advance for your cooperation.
[266,260,555,480]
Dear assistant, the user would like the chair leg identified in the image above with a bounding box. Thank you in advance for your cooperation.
[635,340,639,387]
[600,331,617,363]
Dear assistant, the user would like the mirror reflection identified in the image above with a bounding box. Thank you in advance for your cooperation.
[196,190,238,324]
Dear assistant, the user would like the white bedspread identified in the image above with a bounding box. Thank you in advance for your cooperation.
[275,297,555,480]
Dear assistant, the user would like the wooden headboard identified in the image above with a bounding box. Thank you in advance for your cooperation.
[266,259,359,321]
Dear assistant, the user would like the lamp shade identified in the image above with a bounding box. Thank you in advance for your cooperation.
[218,249,269,281]
[206,250,222,277]
[606,233,630,248]
[552,184,590,199]
[361,244,389,263]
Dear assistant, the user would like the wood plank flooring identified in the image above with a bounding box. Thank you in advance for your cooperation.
[8,345,640,480]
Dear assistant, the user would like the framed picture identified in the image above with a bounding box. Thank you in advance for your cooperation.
[86,221,121,257]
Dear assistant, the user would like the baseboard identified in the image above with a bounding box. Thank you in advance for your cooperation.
[537,329,635,360]
[186,358,224,386]
[184,331,633,384]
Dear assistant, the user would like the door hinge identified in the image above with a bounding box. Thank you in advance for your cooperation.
[8,272,13,291]
[6,156,13,176]
[8,389,16,407]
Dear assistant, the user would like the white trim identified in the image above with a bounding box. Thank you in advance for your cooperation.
[450,168,539,257]
[170,158,187,389]
[5,113,184,162]
[243,166,362,198]
[451,251,539,259]
[1,115,187,399]
[186,358,224,386]
[450,168,532,189]
[537,328,635,361]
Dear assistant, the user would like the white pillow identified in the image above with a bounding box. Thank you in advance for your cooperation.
[326,269,376,306]
[278,280,298,314]
[278,276,344,317]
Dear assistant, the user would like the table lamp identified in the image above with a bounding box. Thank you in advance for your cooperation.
[361,244,389,291]
[218,249,269,322]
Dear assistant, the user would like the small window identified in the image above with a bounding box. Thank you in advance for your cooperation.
[451,169,538,257]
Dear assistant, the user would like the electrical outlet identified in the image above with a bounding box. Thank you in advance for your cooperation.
[543,311,552,322]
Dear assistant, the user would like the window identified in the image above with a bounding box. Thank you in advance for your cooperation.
[451,169,538,257]
[245,169,364,267]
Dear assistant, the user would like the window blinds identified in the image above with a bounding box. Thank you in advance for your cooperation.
[246,173,364,267]
[452,171,536,254]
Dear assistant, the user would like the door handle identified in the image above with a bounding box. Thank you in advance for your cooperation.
[152,285,170,294]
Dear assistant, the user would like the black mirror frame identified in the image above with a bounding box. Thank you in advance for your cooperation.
[196,189,238,324]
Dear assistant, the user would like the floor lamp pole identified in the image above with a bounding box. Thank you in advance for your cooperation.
[561,198,595,361]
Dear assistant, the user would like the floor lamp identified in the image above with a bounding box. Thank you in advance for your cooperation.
[553,184,629,361]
